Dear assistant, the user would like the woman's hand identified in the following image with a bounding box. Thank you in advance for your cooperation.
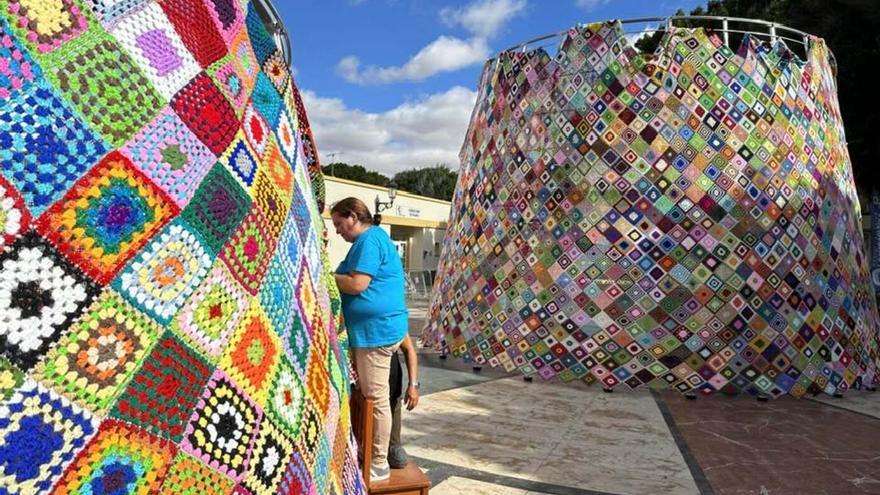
[404,385,420,410]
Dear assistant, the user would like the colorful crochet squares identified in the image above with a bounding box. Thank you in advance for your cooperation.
[52,419,176,495]
[222,134,260,189]
[0,83,107,215]
[262,52,289,94]
[219,300,281,408]
[158,0,227,69]
[220,208,275,295]
[0,0,90,55]
[250,72,282,128]
[0,0,364,490]
[83,0,147,26]
[44,32,163,147]
[33,289,163,413]
[108,1,201,101]
[0,233,100,370]
[203,0,244,45]
[0,16,41,99]
[426,22,880,397]
[171,72,239,156]
[36,151,179,285]
[180,163,251,255]
[259,257,294,336]
[110,333,213,442]
[158,452,234,495]
[113,221,212,324]
[263,140,294,205]
[0,356,24,401]
[171,262,249,362]
[242,418,293,494]
[242,104,270,159]
[0,381,97,495]
[0,175,29,254]
[181,370,261,481]
[266,357,304,441]
[122,108,215,208]
[274,109,298,167]
[208,56,250,117]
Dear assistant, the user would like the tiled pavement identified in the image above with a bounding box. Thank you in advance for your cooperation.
[403,301,880,495]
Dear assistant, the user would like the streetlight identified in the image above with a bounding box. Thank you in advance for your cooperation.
[375,180,398,217]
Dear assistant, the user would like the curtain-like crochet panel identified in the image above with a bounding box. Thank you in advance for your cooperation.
[426,21,880,398]
[0,1,364,493]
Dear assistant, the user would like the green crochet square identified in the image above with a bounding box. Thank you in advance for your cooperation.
[42,30,163,147]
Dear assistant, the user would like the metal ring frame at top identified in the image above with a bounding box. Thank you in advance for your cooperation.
[253,0,293,66]
[501,15,827,60]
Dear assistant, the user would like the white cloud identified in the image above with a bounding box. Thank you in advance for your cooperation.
[302,86,478,176]
[336,0,527,85]
[576,0,611,11]
[439,0,528,39]
[336,36,489,85]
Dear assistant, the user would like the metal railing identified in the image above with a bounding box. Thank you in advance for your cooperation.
[405,270,436,300]
[252,0,292,66]
[501,15,825,60]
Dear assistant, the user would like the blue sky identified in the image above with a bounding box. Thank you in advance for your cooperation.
[279,0,705,176]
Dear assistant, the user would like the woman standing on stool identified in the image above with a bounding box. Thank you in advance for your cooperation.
[332,198,409,483]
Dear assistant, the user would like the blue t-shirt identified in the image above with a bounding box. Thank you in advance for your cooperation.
[336,226,408,348]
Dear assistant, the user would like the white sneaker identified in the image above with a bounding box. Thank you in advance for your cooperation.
[370,463,391,482]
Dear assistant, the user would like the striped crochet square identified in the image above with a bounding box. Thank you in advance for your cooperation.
[110,333,213,442]
[0,16,42,99]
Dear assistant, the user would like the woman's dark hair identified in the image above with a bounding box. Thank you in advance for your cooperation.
[330,197,382,225]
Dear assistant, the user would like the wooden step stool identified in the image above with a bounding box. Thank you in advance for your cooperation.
[350,388,431,495]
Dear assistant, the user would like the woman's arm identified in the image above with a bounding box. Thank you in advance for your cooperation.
[400,335,420,410]
[335,272,373,295]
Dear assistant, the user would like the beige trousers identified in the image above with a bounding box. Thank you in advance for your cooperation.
[354,340,402,468]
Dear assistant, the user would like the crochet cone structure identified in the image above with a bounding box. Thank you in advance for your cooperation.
[424,21,880,398]
[0,1,364,493]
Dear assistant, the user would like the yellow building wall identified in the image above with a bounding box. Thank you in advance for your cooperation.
[321,176,451,273]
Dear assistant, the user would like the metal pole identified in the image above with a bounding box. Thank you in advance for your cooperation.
[722,18,729,46]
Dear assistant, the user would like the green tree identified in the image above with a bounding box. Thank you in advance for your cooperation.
[392,165,458,201]
[322,162,389,187]
[633,0,879,196]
